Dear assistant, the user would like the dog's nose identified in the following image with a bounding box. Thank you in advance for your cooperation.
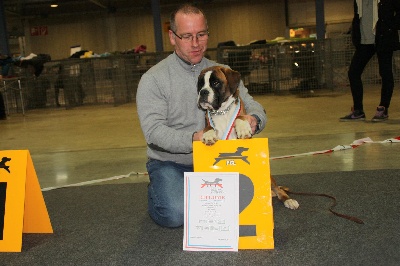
[200,89,209,97]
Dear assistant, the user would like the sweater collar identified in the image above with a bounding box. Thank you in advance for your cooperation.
[173,52,205,72]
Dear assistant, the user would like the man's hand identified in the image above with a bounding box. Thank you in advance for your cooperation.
[243,115,258,135]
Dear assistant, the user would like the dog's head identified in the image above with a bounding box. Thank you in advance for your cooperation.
[197,66,241,111]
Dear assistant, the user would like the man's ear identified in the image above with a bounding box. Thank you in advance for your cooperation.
[169,30,176,46]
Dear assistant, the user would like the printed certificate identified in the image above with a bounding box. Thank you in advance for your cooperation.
[183,172,239,251]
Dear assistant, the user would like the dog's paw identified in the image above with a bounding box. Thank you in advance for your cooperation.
[284,199,299,210]
[235,119,252,139]
[202,129,218,145]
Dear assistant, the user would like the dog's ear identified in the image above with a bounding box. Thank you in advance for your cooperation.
[222,68,241,93]
[197,72,205,93]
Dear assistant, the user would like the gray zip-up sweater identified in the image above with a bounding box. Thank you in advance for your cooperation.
[136,52,267,165]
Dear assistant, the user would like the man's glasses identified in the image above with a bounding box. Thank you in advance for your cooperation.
[172,30,209,42]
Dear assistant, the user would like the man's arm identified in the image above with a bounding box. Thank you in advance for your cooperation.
[136,73,194,154]
[238,80,267,134]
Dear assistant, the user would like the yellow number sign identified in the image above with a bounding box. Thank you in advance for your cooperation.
[0,150,53,252]
[193,138,274,249]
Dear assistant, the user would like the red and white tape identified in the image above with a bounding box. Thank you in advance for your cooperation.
[41,171,148,191]
[42,136,399,191]
[271,136,400,160]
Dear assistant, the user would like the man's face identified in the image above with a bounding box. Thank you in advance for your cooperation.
[169,12,208,65]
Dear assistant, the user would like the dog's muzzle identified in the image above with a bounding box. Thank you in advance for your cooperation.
[198,87,214,110]
[198,88,209,102]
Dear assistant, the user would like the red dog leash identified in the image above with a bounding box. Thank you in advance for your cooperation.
[282,187,364,224]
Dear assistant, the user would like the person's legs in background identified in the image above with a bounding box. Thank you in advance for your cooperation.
[340,44,376,121]
[146,159,193,228]
[371,50,394,122]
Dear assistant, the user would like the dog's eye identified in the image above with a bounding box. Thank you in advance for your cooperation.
[212,80,220,87]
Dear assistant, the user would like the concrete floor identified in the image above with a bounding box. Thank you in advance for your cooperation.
[1,84,399,190]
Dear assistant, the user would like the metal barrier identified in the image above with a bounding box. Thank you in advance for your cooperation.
[19,52,171,110]
[3,35,400,113]
[1,77,25,115]
[217,40,324,94]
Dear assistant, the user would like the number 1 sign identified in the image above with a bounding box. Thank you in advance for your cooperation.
[0,150,53,252]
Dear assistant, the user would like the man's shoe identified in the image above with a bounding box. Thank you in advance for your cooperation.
[371,106,388,122]
[339,108,366,121]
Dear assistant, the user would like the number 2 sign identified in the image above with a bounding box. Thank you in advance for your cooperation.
[193,138,274,249]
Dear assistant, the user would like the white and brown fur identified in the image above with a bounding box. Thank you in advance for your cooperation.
[197,66,299,210]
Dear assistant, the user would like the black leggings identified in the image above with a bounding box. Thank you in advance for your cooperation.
[348,44,394,111]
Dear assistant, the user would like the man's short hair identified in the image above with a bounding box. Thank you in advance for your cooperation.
[169,3,208,32]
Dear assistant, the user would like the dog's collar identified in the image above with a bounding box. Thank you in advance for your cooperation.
[208,99,237,116]
[207,97,241,140]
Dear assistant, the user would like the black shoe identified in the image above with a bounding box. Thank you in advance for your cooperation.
[339,108,365,122]
[371,106,388,122]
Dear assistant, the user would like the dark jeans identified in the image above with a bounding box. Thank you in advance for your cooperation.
[146,159,193,228]
[348,44,394,111]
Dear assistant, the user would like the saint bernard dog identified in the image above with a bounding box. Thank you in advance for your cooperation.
[197,65,299,210]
